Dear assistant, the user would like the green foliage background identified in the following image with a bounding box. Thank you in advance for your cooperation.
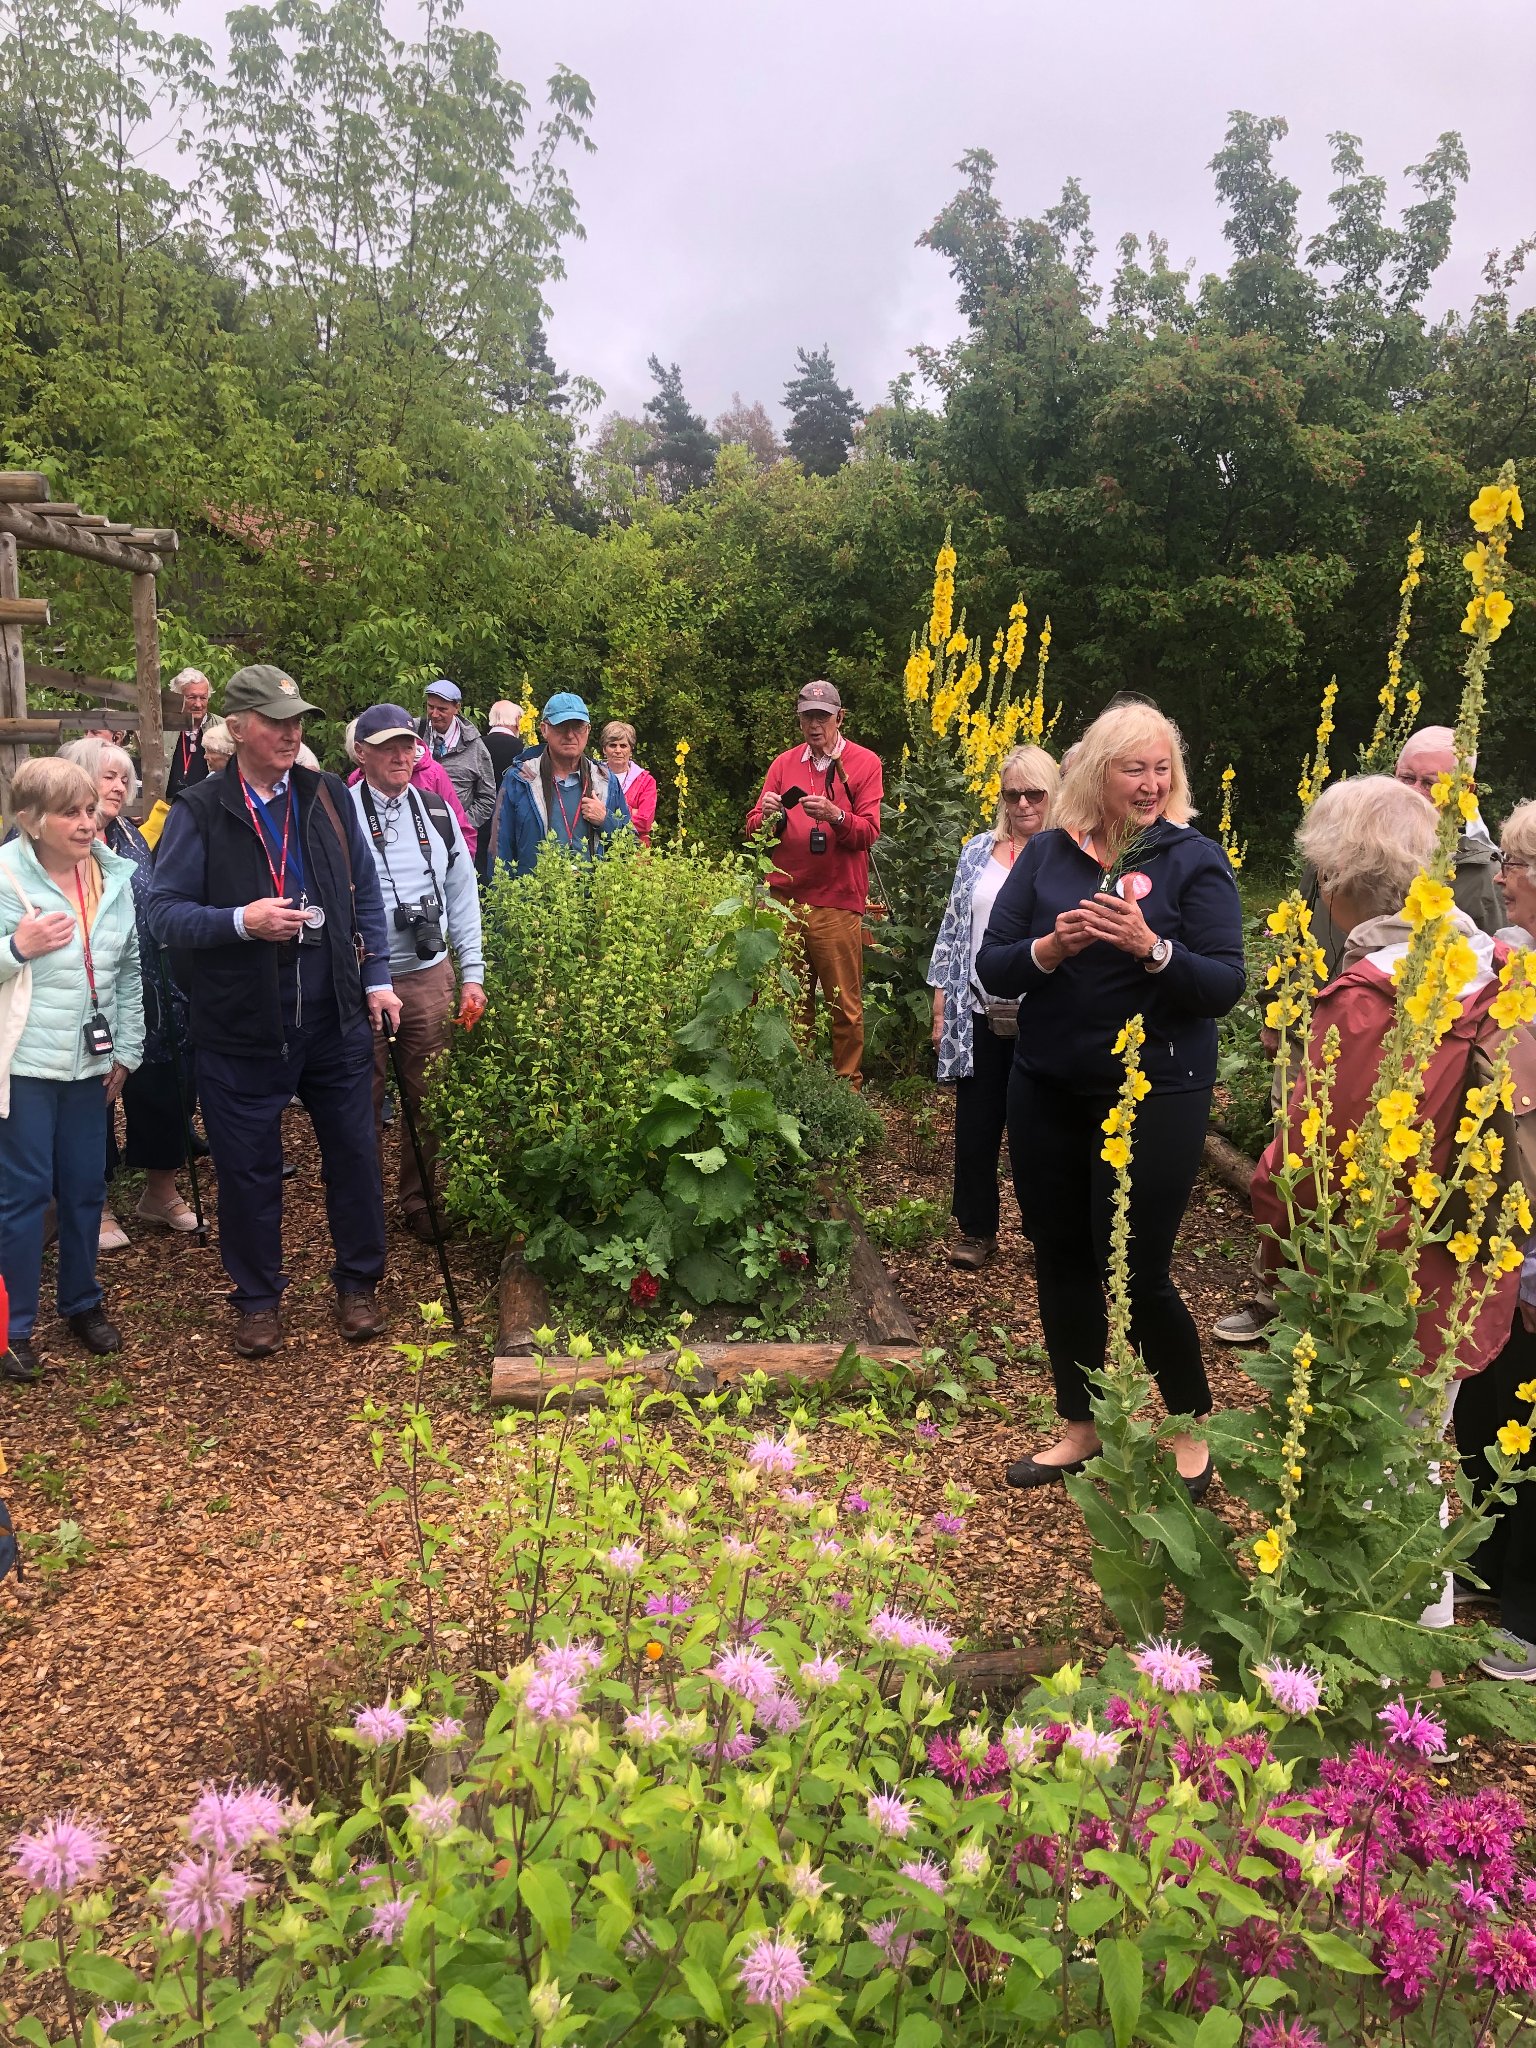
[1,3,1533,854]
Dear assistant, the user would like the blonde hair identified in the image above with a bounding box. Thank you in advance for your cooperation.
[602,720,637,750]
[10,756,99,837]
[1053,703,1194,839]
[59,735,140,806]
[1501,799,1536,868]
[202,717,234,763]
[991,745,1060,842]
[1298,775,1437,921]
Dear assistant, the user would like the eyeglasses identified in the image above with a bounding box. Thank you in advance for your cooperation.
[1497,855,1530,874]
[1002,788,1048,806]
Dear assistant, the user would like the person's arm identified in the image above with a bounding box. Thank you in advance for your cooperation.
[111,917,146,1071]
[745,754,786,835]
[338,782,394,991]
[465,738,498,830]
[146,804,248,949]
[440,813,485,986]
[975,842,1057,997]
[829,751,882,852]
[628,770,658,842]
[1151,852,1248,1017]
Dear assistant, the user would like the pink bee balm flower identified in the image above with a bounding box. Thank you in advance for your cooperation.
[98,2007,138,2035]
[1001,1723,1042,1770]
[535,1637,603,1681]
[865,1914,914,1965]
[353,1701,408,1749]
[367,1895,413,1944]
[604,1540,644,1576]
[709,1643,781,1705]
[644,1592,692,1618]
[1254,1659,1323,1716]
[162,1853,254,1940]
[623,1705,671,1742]
[779,1487,817,1508]
[757,1691,804,1735]
[800,1654,842,1689]
[1130,1637,1211,1696]
[297,2028,364,2048]
[12,1812,110,1894]
[1247,2022,1326,2048]
[524,1668,584,1724]
[407,1791,459,1841]
[722,1536,758,1563]
[930,1511,965,1537]
[812,1535,842,1559]
[187,1782,286,1856]
[1064,1723,1122,1770]
[899,1856,946,1895]
[914,1420,938,1442]
[867,1791,915,1838]
[1378,1697,1447,1757]
[785,1859,827,1902]
[429,1716,465,1748]
[737,1931,809,2013]
[748,1433,800,1476]
[1467,1922,1536,1996]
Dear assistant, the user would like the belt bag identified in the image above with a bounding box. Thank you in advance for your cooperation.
[973,980,1020,1039]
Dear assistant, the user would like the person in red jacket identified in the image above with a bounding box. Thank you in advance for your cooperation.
[745,680,882,1087]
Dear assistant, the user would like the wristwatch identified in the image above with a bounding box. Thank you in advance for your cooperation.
[1143,935,1173,971]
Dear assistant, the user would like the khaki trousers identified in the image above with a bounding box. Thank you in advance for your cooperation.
[792,904,866,1088]
[372,956,456,1217]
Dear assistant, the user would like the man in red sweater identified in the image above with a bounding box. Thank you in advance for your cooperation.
[745,681,883,1087]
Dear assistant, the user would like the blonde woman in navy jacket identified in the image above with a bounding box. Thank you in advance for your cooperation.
[976,703,1244,1495]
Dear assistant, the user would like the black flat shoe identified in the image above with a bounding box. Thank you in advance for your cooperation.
[67,1307,121,1356]
[1005,1453,1092,1488]
[2,1337,42,1384]
[1182,1458,1214,1503]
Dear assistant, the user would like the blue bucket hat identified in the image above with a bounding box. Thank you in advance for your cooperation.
[541,691,591,727]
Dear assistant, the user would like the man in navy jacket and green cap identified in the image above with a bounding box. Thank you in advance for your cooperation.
[492,692,631,876]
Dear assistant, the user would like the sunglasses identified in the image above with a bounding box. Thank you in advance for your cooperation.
[1002,788,1048,806]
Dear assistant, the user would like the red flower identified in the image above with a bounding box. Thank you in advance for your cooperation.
[778,1248,810,1268]
[630,1271,659,1305]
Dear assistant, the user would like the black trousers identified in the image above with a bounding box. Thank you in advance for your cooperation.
[106,1056,194,1176]
[952,1013,1016,1240]
[1454,1315,1536,1643]
[1009,1069,1213,1425]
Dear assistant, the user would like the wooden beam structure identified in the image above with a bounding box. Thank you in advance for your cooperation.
[0,535,25,805]
[0,714,157,739]
[0,503,161,576]
[131,570,166,800]
[0,597,50,626]
[0,473,47,503]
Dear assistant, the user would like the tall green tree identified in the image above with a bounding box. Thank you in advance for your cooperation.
[782,344,860,475]
[639,355,717,499]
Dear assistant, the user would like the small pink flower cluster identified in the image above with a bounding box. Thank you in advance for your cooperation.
[524,1637,603,1725]
[867,1607,955,1659]
[11,1812,111,1894]
[747,1432,799,1475]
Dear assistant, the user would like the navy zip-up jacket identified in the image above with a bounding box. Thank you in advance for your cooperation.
[975,819,1246,1095]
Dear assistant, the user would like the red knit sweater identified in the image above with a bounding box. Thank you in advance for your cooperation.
[745,739,883,911]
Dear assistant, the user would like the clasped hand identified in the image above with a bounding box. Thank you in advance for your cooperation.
[242,895,308,940]
[11,909,76,960]
[1050,892,1155,960]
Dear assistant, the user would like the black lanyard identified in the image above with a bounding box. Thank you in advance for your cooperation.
[360,782,433,907]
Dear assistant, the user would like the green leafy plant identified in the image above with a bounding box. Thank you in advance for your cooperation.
[863,1195,947,1252]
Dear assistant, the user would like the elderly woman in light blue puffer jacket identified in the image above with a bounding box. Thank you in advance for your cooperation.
[926,744,1059,1271]
[0,757,143,1383]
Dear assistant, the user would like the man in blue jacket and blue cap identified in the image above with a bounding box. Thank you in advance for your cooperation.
[492,692,631,876]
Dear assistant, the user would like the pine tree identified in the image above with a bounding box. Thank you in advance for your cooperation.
[639,355,717,498]
[782,345,861,475]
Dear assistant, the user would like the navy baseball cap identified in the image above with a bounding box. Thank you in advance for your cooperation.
[355,703,419,746]
[541,691,591,726]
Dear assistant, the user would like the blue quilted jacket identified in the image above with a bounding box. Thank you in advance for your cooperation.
[0,837,145,1083]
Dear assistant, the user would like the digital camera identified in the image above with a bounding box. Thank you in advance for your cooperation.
[395,892,445,961]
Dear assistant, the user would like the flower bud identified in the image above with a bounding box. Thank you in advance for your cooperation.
[701,1824,737,1864]
[613,1754,640,1795]
[528,1978,565,2029]
[566,1725,599,1770]
[741,1777,776,1812]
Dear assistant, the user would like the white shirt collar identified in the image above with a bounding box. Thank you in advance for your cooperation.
[800,733,846,771]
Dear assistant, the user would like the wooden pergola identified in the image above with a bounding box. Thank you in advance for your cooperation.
[0,470,181,816]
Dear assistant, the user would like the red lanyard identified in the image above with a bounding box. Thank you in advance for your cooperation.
[180,729,195,774]
[73,864,99,1008]
[240,775,293,896]
[552,774,582,842]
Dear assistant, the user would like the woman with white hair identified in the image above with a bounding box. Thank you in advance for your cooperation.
[977,701,1246,1494]
[60,737,200,1239]
[927,744,1061,1268]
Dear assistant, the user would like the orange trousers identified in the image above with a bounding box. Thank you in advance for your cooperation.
[792,904,865,1088]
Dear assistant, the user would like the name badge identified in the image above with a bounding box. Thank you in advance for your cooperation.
[1118,871,1153,902]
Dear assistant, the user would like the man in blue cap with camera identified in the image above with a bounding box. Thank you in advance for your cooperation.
[492,692,631,876]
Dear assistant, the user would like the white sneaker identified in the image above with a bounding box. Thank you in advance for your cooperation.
[99,1209,130,1252]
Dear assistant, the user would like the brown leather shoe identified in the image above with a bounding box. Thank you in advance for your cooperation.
[233,1309,282,1358]
[400,1209,437,1244]
[949,1235,997,1271]
[336,1292,386,1342]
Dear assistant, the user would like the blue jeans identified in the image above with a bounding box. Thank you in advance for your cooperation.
[0,1074,109,1340]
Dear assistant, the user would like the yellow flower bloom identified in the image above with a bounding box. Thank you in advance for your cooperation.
[1286,1152,1304,1171]
[1404,874,1454,931]
[1130,1072,1151,1101]
[1409,1170,1440,1209]
[1449,1231,1480,1265]
[1300,1108,1322,1148]
[1253,1530,1285,1575]
[1386,1125,1423,1163]
[1398,1377,1413,1389]
[1483,591,1513,638]
[1102,1106,1124,1135]
[1101,1136,1130,1171]
[1470,483,1511,532]
[1376,1089,1416,1130]
[1497,1421,1534,1457]
[1515,1380,1536,1404]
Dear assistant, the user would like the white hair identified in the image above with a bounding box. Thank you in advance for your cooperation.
[59,734,140,805]
[170,666,211,695]
[295,743,319,771]
[1298,775,1438,920]
[488,700,522,730]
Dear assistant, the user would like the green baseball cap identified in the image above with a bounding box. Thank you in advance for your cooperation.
[223,663,321,719]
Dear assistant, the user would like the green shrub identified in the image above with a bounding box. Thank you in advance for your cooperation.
[777,1059,888,1165]
[863,1195,947,1251]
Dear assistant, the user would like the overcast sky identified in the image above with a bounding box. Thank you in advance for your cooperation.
[177,0,1536,429]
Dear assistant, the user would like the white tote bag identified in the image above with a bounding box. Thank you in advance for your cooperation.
[0,860,38,1118]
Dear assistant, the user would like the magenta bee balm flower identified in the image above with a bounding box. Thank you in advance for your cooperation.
[352,1700,409,1749]
[738,1931,808,2012]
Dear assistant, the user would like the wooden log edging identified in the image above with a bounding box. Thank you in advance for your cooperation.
[490,1339,927,1410]
[1203,1131,1258,1198]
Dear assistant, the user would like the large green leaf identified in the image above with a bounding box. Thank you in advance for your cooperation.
[440,1983,521,2041]
[518,1862,573,1953]
[676,1248,752,1305]
[1096,1935,1144,2048]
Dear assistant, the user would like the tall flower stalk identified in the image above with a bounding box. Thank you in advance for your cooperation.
[1296,677,1338,813]
[1360,524,1425,772]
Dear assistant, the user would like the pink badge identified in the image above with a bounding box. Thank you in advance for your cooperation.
[1118,871,1153,902]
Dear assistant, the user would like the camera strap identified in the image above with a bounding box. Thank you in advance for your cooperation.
[360,781,435,911]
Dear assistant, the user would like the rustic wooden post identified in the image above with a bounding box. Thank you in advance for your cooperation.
[132,569,166,804]
[0,533,27,818]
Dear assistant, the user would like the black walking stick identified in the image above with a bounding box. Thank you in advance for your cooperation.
[155,946,208,1244]
[382,1016,463,1331]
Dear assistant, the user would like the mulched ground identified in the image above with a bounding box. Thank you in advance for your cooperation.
[3,1086,1533,1920]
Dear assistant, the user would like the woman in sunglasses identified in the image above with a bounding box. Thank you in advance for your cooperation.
[928,746,1060,1269]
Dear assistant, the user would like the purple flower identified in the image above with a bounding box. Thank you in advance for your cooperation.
[1129,1637,1211,1696]
[845,1492,871,1515]
[604,1540,644,1576]
[524,1668,584,1724]
[748,1433,800,1476]
[867,1791,914,1838]
[1254,1659,1323,1716]
[1374,1910,1443,2013]
[800,1653,842,1689]
[699,1728,759,1764]
[899,1856,946,1895]
[1455,1879,1500,1918]
[930,1512,966,1538]
[187,1782,286,1856]
[722,1537,758,1563]
[1247,2022,1326,2048]
[353,1701,409,1749]
[1064,1723,1122,1770]
[927,1732,1009,1796]
[1377,1697,1447,1757]
[1223,1919,1298,1978]
[737,1931,808,2012]
[812,1535,843,1559]
[296,2029,363,2048]
[644,1592,693,1618]
[535,1639,603,1685]
[1467,1921,1536,1996]
[914,1420,938,1442]
[1001,1723,1042,1770]
[779,1487,817,1508]
[828,1589,852,1611]
[98,2007,137,2035]
[864,1914,914,1965]
[756,1691,803,1735]
[367,1895,413,1944]
[407,1791,459,1841]
[709,1643,781,1705]
[623,1705,671,1742]
[162,1854,254,1940]
[12,1812,110,1893]
[429,1715,465,1748]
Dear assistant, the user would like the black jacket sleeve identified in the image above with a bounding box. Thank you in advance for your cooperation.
[975,839,1050,997]
[1156,847,1247,1018]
